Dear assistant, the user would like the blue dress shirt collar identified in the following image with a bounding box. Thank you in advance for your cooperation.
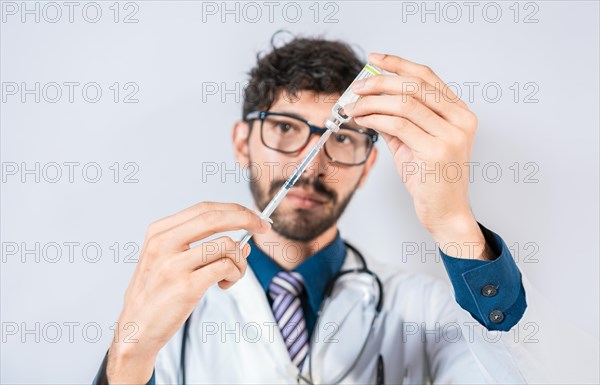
[247,231,347,314]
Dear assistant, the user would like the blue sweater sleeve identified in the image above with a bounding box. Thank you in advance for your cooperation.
[439,222,527,331]
[92,350,156,385]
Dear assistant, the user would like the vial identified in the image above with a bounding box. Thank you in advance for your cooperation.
[324,63,390,132]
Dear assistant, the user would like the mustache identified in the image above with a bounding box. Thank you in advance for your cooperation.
[268,176,337,202]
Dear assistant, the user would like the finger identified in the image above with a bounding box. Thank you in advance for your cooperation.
[368,53,469,110]
[190,256,244,293]
[177,236,250,273]
[377,131,406,156]
[347,94,456,137]
[155,209,271,252]
[353,114,435,153]
[353,74,472,128]
[148,202,254,237]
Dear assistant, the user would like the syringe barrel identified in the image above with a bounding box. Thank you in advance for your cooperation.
[284,145,320,189]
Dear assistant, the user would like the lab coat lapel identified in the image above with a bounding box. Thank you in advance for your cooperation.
[305,246,370,382]
[224,242,364,382]
[227,264,298,377]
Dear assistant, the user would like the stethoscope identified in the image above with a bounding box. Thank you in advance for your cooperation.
[179,241,385,385]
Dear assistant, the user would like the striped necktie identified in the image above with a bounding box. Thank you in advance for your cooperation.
[268,271,309,369]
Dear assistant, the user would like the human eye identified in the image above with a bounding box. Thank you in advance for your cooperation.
[334,132,355,146]
[276,122,295,133]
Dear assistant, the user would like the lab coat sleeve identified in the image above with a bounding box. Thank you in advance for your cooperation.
[91,350,156,385]
[439,222,526,331]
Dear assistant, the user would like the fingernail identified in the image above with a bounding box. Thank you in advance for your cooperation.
[344,102,355,113]
[370,52,386,60]
[352,79,366,90]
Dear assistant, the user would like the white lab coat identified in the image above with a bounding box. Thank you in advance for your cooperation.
[152,242,594,384]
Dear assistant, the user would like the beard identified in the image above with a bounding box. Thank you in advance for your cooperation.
[249,163,358,243]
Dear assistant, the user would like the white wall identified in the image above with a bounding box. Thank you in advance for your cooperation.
[1,1,598,383]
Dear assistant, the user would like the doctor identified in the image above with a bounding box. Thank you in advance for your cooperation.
[94,36,536,384]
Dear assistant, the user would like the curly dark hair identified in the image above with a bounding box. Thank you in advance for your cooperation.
[242,31,365,121]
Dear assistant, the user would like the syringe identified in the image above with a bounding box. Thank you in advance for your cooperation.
[238,63,385,249]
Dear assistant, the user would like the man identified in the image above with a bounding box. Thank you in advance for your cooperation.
[94,35,533,384]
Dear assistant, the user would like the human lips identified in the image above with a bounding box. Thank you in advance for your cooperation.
[286,188,329,209]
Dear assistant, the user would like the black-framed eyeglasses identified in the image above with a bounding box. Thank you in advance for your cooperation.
[245,110,378,166]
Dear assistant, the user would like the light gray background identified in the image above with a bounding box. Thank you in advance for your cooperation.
[1,1,598,383]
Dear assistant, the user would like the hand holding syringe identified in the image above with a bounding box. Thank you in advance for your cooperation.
[239,63,387,249]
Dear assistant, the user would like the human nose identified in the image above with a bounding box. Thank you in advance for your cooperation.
[296,130,332,178]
